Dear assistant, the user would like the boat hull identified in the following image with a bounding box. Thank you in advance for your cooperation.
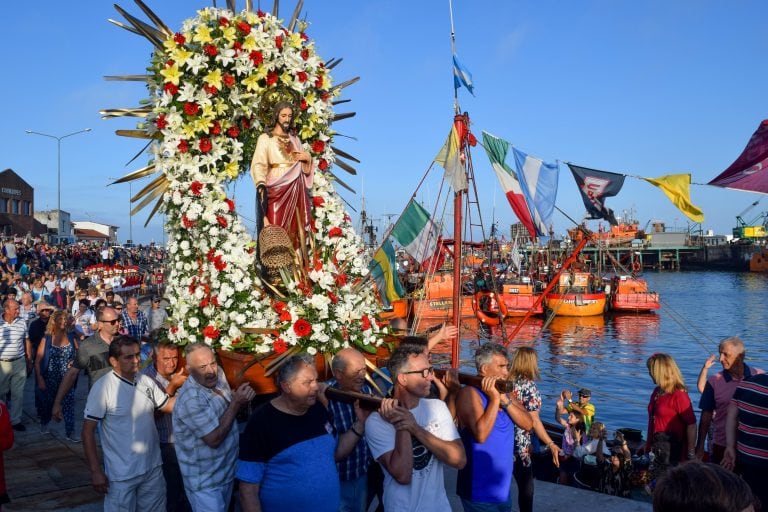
[544,293,606,317]
[610,294,660,312]
[750,248,768,272]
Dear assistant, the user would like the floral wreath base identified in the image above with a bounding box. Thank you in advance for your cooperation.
[111,5,385,356]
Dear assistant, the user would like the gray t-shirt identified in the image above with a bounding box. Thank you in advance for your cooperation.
[74,333,112,386]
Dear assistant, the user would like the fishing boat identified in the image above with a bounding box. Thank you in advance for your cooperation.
[749,246,768,272]
[544,271,607,317]
[499,278,544,316]
[608,275,660,312]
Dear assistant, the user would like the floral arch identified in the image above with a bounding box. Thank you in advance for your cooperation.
[104,3,385,356]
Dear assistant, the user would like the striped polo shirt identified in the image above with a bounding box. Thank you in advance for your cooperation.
[732,373,768,466]
[0,316,28,360]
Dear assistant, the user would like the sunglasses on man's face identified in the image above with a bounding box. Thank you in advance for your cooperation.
[101,318,120,325]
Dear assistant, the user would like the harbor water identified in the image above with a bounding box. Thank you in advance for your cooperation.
[455,271,768,432]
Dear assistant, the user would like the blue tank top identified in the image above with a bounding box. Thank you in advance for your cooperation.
[456,386,515,503]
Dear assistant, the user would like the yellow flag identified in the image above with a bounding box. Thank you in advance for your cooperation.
[642,174,704,223]
[434,125,468,192]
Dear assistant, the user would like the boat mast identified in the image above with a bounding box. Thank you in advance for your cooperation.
[449,0,462,368]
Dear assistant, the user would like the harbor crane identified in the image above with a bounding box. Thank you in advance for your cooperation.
[733,200,767,239]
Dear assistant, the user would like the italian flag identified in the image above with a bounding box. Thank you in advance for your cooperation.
[391,200,439,264]
[482,132,537,238]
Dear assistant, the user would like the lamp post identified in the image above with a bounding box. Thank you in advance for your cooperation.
[26,128,92,238]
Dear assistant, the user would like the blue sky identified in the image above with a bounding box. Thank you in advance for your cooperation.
[2,0,766,244]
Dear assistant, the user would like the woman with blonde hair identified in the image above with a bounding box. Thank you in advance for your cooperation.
[35,309,79,441]
[643,353,697,463]
[509,346,560,512]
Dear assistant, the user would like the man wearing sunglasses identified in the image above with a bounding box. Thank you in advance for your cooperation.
[52,307,122,423]
[365,344,466,511]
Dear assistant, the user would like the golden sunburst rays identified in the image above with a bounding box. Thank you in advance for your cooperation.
[105,0,360,226]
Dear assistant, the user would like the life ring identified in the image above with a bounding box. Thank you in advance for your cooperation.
[632,260,641,273]
[472,291,508,326]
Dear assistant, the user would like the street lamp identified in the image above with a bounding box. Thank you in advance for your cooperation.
[26,128,92,238]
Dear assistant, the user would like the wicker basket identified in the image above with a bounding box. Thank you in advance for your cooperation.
[259,224,294,269]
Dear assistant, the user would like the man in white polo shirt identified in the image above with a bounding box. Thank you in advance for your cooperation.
[83,335,175,512]
[0,299,32,431]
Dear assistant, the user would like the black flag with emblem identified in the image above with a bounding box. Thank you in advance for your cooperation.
[567,164,625,225]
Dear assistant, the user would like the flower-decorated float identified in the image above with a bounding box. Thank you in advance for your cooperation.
[103,0,389,393]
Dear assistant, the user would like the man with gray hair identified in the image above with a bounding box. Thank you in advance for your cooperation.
[237,353,358,512]
[365,344,466,511]
[696,336,763,463]
[455,343,532,511]
[172,342,254,511]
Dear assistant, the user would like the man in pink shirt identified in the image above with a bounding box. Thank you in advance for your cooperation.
[695,336,763,463]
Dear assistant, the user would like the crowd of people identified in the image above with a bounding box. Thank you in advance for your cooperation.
[0,249,765,512]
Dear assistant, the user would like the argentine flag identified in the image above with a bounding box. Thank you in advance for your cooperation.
[453,54,475,96]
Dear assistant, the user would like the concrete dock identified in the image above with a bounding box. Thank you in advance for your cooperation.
[4,372,652,511]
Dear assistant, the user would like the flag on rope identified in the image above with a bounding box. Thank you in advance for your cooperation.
[708,119,768,193]
[435,124,469,192]
[643,174,704,223]
[511,147,559,236]
[453,54,475,96]
[390,200,440,264]
[567,164,626,225]
[483,132,558,238]
[369,239,404,308]
[509,235,522,273]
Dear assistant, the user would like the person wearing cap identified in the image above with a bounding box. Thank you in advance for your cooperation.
[146,297,168,334]
[558,388,596,431]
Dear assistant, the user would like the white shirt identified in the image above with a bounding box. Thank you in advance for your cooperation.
[366,399,460,512]
[84,371,168,481]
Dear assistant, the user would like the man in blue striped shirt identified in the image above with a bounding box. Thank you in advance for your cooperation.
[0,299,32,431]
[327,348,374,512]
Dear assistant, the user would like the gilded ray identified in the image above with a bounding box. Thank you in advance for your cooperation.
[116,129,161,140]
[327,58,343,70]
[226,0,236,12]
[272,0,280,18]
[100,106,152,119]
[113,5,165,49]
[124,141,153,166]
[131,174,167,203]
[245,0,253,13]
[332,159,357,175]
[331,99,351,106]
[103,75,150,82]
[331,76,360,92]
[142,192,166,227]
[331,146,360,163]
[332,112,356,122]
[329,172,356,194]
[110,164,156,184]
[131,185,165,215]
[133,0,173,38]
[288,0,303,32]
[108,18,142,36]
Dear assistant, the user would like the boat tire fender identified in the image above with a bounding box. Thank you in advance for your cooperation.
[472,291,508,326]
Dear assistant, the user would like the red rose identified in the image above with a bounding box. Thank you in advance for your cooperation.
[328,291,338,304]
[297,71,307,83]
[266,71,278,86]
[163,82,179,96]
[300,98,308,111]
[182,215,195,229]
[236,21,251,34]
[156,114,168,129]
[256,9,265,17]
[273,301,287,313]
[293,319,311,337]
[335,273,347,287]
[224,198,235,212]
[320,91,330,102]
[199,297,209,308]
[314,76,324,88]
[211,296,219,307]
[191,181,203,195]
[206,248,216,262]
[199,138,212,153]
[241,118,251,129]
[249,51,263,65]
[300,49,309,61]
[300,32,308,42]
[178,140,189,153]
[173,33,185,45]
[361,315,371,331]
[219,17,230,26]
[170,325,179,334]
[202,325,220,339]
[328,226,343,237]
[210,121,221,135]
[188,278,197,294]
[232,41,242,53]
[216,215,228,228]
[203,84,218,96]
[204,44,218,57]
[279,310,292,322]
[273,338,288,354]
[223,73,235,87]
[213,256,227,271]
[227,126,240,138]
[312,196,325,207]
[318,159,328,171]
[311,140,325,153]
[275,35,283,50]
[184,102,199,116]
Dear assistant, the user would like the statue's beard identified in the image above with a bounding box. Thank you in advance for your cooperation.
[280,121,291,133]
